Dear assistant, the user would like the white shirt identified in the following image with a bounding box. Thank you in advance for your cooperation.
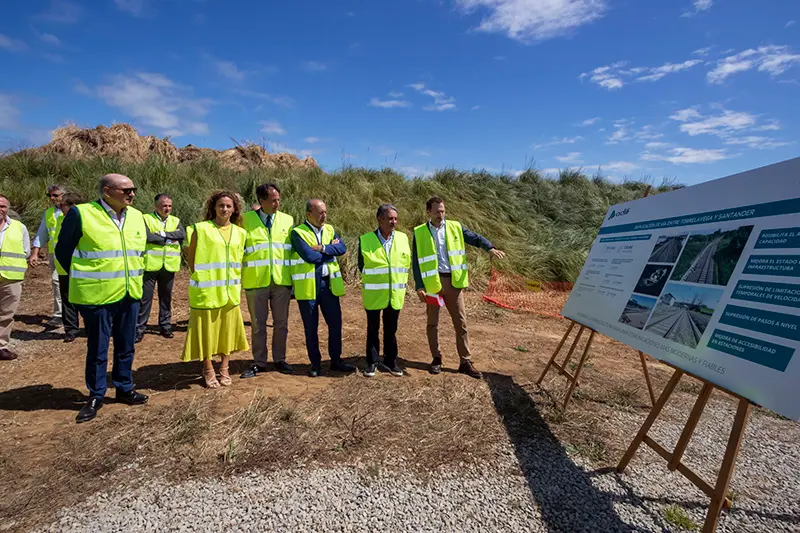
[258,210,273,228]
[308,221,329,277]
[0,217,31,257]
[377,230,394,257]
[428,220,450,273]
[31,208,63,250]
[100,199,126,229]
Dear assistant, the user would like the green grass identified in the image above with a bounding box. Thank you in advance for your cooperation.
[513,345,530,352]
[663,505,699,531]
[0,153,678,282]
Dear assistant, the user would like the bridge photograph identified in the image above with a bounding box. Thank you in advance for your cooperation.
[644,283,724,349]
[619,294,657,330]
[670,226,755,287]
[648,233,687,263]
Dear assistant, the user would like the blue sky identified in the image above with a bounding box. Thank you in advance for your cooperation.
[1,0,798,185]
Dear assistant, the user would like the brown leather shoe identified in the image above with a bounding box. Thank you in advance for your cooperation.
[458,360,482,379]
[0,348,18,361]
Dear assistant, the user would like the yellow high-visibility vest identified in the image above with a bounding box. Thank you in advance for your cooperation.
[241,210,294,289]
[69,202,147,305]
[290,223,345,300]
[45,207,59,254]
[0,219,28,281]
[360,231,410,311]
[144,213,182,272]
[413,220,468,293]
[188,221,246,309]
[54,214,67,276]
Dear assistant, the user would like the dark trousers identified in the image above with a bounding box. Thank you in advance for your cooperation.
[137,269,175,333]
[58,275,80,336]
[366,307,400,367]
[297,278,342,368]
[78,296,140,399]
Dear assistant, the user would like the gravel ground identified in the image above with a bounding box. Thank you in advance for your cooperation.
[33,397,799,533]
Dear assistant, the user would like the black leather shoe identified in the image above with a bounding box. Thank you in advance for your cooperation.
[160,328,174,339]
[63,333,77,343]
[116,389,148,405]
[0,348,18,361]
[240,364,268,379]
[308,365,321,378]
[135,330,145,344]
[76,398,103,423]
[275,361,295,375]
[330,361,355,373]
[430,357,443,375]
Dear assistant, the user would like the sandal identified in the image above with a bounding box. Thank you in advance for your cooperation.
[219,361,232,387]
[203,368,220,389]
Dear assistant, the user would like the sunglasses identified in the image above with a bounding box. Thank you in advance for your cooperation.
[47,193,63,198]
[111,187,137,195]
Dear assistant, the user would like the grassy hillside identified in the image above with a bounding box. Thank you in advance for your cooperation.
[0,152,677,284]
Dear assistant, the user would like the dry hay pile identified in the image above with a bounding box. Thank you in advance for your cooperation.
[28,123,320,172]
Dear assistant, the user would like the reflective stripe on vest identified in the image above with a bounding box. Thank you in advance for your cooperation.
[69,203,147,305]
[144,213,182,272]
[241,210,294,289]
[0,220,28,281]
[360,231,411,311]
[290,223,345,300]
[412,220,468,294]
[45,207,59,254]
[188,221,246,309]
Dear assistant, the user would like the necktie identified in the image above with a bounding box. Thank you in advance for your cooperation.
[265,214,272,230]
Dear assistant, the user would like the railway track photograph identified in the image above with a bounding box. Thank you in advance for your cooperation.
[648,233,687,263]
[670,226,755,286]
[644,283,723,349]
[618,294,657,329]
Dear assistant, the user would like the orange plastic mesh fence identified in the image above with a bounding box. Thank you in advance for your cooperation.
[482,267,573,318]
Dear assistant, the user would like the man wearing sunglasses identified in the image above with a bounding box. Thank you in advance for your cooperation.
[56,174,149,423]
[29,184,66,329]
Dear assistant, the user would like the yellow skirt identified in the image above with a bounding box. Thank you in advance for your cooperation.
[181,303,250,362]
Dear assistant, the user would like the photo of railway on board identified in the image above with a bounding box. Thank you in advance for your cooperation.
[670,226,754,286]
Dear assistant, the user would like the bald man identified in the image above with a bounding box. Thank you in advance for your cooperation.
[56,173,149,423]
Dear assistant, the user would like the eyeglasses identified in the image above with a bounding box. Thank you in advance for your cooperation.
[47,193,63,198]
[112,187,137,195]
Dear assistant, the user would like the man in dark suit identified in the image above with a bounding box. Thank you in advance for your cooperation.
[290,199,355,377]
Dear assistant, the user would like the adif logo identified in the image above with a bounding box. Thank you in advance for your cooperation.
[608,208,630,220]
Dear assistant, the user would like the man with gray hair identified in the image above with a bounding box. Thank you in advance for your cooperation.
[358,204,411,377]
[29,184,66,328]
[56,173,149,423]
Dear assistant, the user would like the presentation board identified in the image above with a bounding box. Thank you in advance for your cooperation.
[562,158,800,420]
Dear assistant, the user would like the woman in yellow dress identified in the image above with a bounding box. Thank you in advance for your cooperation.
[182,190,249,387]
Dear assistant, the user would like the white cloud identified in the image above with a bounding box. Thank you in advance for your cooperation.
[533,136,582,150]
[304,137,320,144]
[0,94,20,130]
[408,82,457,111]
[787,20,796,28]
[580,59,702,89]
[642,147,731,164]
[708,45,800,83]
[214,60,246,82]
[369,97,412,109]
[644,141,671,149]
[581,117,600,126]
[0,34,28,52]
[36,31,61,46]
[36,1,81,23]
[556,151,583,163]
[259,120,286,136]
[266,140,313,158]
[605,121,662,145]
[232,89,293,108]
[397,166,434,178]
[455,0,608,43]
[114,0,145,16]
[723,136,793,150]
[670,107,758,136]
[88,72,211,137]
[470,105,481,111]
[413,149,433,157]
[387,91,404,98]
[603,161,640,174]
[682,0,713,17]
[301,61,329,72]
[692,46,712,56]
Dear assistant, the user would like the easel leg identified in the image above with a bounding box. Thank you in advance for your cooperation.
[669,383,713,470]
[639,351,657,406]
[702,399,751,533]
[562,330,595,411]
[536,321,577,385]
[617,368,684,473]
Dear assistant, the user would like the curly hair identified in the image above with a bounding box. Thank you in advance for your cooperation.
[203,190,243,225]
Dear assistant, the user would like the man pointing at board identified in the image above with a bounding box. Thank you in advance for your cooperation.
[411,196,505,378]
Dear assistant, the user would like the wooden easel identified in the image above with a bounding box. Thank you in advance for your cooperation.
[617,363,753,533]
[536,319,658,410]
